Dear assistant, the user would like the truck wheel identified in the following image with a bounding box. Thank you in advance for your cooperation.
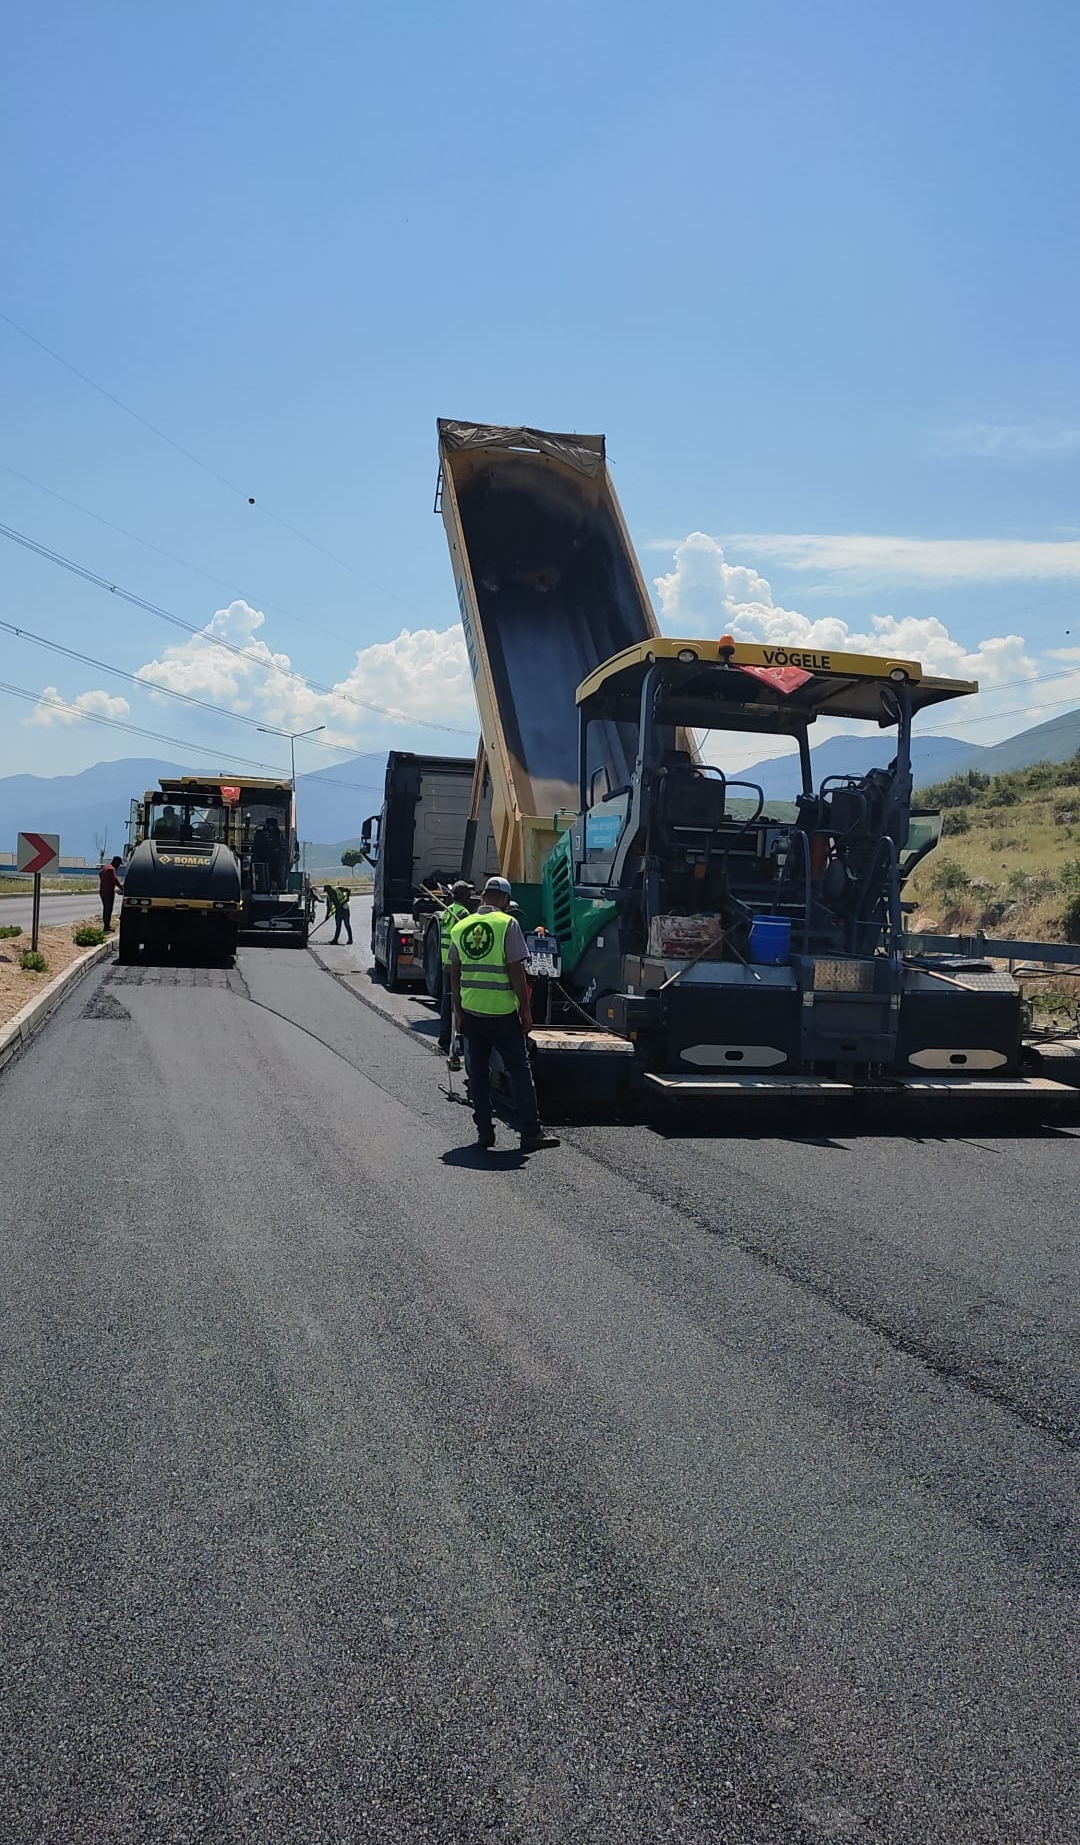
[385,936,400,992]
[423,924,443,1001]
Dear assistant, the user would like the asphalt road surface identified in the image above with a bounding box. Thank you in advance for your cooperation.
[0,886,101,930]
[2,944,1079,1843]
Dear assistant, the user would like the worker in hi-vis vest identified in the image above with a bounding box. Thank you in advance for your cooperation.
[437,880,475,1052]
[449,876,559,1154]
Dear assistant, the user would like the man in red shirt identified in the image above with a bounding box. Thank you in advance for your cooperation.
[99,856,123,932]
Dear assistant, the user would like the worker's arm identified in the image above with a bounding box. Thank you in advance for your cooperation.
[507,958,533,1034]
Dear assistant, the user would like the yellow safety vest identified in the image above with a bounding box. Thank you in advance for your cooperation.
[440,901,469,968]
[450,909,518,1017]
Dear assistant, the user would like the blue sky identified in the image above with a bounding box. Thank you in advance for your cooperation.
[2,0,1079,795]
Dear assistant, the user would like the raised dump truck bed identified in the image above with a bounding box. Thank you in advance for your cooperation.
[437,421,664,883]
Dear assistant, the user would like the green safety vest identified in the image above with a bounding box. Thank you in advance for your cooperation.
[440,901,470,967]
[450,909,518,1017]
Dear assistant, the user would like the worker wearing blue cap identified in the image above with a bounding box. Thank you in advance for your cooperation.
[449,876,559,1153]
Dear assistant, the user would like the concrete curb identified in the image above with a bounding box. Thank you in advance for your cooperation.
[0,940,113,1077]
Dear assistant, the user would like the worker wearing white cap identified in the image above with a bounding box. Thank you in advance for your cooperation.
[449,876,559,1153]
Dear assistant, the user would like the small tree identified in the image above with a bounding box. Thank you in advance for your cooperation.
[340,847,365,874]
[931,856,970,900]
[93,829,108,865]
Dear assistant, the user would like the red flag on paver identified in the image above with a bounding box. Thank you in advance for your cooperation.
[735,664,814,696]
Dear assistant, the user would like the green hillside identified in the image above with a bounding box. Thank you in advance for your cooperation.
[909,752,1080,951]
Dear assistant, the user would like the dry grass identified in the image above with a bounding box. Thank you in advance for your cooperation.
[905,770,1080,1030]
[908,778,1080,943]
[0,878,98,896]
[0,920,104,1030]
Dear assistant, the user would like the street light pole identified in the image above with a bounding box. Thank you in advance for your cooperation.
[257,723,326,789]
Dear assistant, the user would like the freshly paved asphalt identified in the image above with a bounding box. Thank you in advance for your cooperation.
[1,941,1079,1842]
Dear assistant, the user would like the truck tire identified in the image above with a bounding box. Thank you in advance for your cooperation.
[385,935,400,992]
[423,923,443,1001]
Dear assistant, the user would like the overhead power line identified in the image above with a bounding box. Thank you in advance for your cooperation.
[0,461,357,647]
[0,518,475,735]
[0,307,437,623]
[0,617,390,782]
[0,679,384,798]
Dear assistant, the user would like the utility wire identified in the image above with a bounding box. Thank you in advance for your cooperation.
[0,307,437,622]
[0,681,283,773]
[0,679,384,797]
[0,461,358,646]
[916,670,1080,737]
[0,518,475,735]
[0,616,389,782]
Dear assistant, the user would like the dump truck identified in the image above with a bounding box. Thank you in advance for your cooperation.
[436,418,1079,1109]
[121,775,310,962]
[360,750,498,993]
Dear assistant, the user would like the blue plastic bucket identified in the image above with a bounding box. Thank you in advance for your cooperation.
[748,915,791,966]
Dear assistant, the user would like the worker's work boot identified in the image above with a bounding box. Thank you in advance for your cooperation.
[520,1130,560,1152]
[477,1123,496,1150]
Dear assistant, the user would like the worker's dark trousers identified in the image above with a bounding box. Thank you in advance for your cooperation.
[332,912,353,944]
[462,1011,540,1139]
[437,983,453,1050]
[101,892,115,930]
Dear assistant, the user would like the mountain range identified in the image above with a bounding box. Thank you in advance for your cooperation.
[4,705,1080,861]
[739,704,1080,801]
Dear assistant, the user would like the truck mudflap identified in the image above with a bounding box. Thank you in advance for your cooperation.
[642,1072,1077,1103]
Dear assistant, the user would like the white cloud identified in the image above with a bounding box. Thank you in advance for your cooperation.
[651,531,1075,770]
[135,600,292,706]
[713,532,1080,583]
[136,599,477,748]
[29,685,132,727]
[930,421,1080,459]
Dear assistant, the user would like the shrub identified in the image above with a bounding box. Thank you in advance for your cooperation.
[943,808,970,835]
[1059,857,1080,899]
[985,780,1019,807]
[1063,894,1080,945]
[73,924,106,947]
[19,949,47,973]
[920,769,990,810]
[931,855,969,899]
[0,924,22,939]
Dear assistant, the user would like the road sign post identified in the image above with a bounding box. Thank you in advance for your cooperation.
[16,833,61,953]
